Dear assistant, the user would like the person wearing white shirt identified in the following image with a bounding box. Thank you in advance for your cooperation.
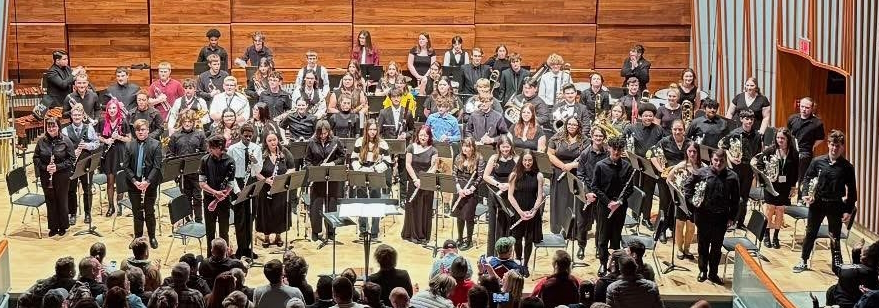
[537,53,572,106]
[295,51,331,100]
[227,124,263,259]
[442,36,470,67]
[210,76,250,125]
[167,78,210,136]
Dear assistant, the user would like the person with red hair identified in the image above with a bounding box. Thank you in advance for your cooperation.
[97,98,132,217]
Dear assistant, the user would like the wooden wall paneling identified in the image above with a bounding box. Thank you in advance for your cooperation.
[65,0,149,24]
[68,25,151,68]
[475,0,597,24]
[594,26,691,69]
[594,68,683,93]
[354,0,474,25]
[150,0,231,24]
[150,24,232,72]
[597,0,692,25]
[9,0,66,23]
[231,0,352,23]
[474,24,596,69]
[88,68,151,91]
[231,24,353,69]
[354,25,475,70]
[5,23,67,86]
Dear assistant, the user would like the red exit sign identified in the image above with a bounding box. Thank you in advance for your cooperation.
[798,37,811,54]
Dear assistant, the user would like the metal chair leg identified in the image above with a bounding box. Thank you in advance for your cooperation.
[37,207,43,239]
[164,236,177,266]
[4,203,14,236]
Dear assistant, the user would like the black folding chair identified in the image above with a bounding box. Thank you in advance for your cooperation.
[4,166,47,238]
[164,195,206,265]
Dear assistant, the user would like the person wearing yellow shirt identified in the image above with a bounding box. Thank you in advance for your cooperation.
[382,75,417,116]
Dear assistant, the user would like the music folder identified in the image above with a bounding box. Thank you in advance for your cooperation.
[70,152,97,180]
[338,198,397,218]
[567,171,590,204]
[531,151,554,178]
[233,179,265,206]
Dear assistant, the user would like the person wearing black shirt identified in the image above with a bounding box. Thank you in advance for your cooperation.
[786,97,826,184]
[793,130,858,273]
[63,73,101,123]
[197,29,229,72]
[618,77,643,123]
[496,53,530,103]
[124,119,165,248]
[34,117,76,236]
[199,135,237,245]
[508,80,551,136]
[451,138,485,250]
[580,73,612,122]
[259,71,292,120]
[648,120,688,242]
[726,77,771,133]
[45,50,85,106]
[168,110,207,222]
[377,89,415,201]
[825,240,879,308]
[552,84,591,136]
[329,95,360,139]
[104,67,141,111]
[623,104,666,229]
[685,149,739,285]
[718,110,762,229]
[752,127,798,249]
[589,136,634,275]
[465,93,509,145]
[196,54,229,101]
[619,44,651,92]
[234,31,273,68]
[461,48,491,95]
[305,120,347,241]
[686,99,729,148]
[485,44,511,73]
[575,127,609,260]
[129,91,165,141]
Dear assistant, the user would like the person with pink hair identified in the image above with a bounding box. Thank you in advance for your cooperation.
[96,98,131,217]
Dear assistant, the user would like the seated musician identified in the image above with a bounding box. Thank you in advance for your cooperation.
[538,53,572,107]
[234,31,273,68]
[104,67,141,112]
[485,44,511,73]
[148,62,185,120]
[280,99,318,143]
[259,71,293,121]
[245,58,273,103]
[580,73,612,121]
[460,48,491,95]
[209,76,250,126]
[424,97,461,143]
[685,99,729,148]
[328,73,368,117]
[381,76,418,116]
[295,51,330,99]
[465,87,508,145]
[62,73,100,123]
[329,94,361,139]
[497,53,530,104]
[167,78,210,136]
[423,77,461,119]
[376,61,402,96]
[508,78,550,135]
[196,54,229,102]
[128,90,164,141]
[620,44,651,92]
[197,28,229,72]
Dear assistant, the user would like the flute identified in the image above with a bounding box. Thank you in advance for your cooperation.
[556,156,580,182]
[450,167,478,215]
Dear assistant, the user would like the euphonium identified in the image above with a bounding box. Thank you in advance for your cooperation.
[681,100,694,129]
[503,99,522,124]
[592,92,621,138]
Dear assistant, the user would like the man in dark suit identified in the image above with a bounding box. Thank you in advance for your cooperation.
[377,89,415,140]
[45,50,85,106]
[123,119,164,249]
[496,53,531,103]
[460,48,491,95]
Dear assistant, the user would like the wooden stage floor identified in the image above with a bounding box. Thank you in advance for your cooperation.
[0,178,845,301]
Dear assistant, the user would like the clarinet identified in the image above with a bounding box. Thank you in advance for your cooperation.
[103,122,121,155]
[208,163,236,211]
[47,143,56,189]
[267,152,282,200]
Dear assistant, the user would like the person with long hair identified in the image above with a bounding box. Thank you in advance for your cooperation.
[305,120,347,241]
[408,32,437,84]
[95,99,131,217]
[168,110,208,222]
[532,250,579,308]
[512,103,547,152]
[402,125,438,243]
[245,57,273,102]
[352,30,380,65]
[376,61,401,96]
[483,136,517,256]
[255,130,294,247]
[451,138,485,250]
[34,116,76,236]
[507,79,550,137]
[442,36,470,68]
[485,44,511,72]
[213,108,240,148]
[345,59,369,91]
[608,104,630,133]
[547,116,586,233]
[350,119,392,238]
[580,73,612,122]
[291,69,327,119]
[679,68,702,110]
[418,61,443,98]
[590,136,634,276]
[574,126,608,260]
[666,141,702,260]
[499,270,524,308]
[328,72,368,116]
[752,127,798,249]
[205,273,236,308]
[507,150,544,277]
[648,119,688,244]
[329,94,361,139]
[727,77,771,133]
[246,102,285,145]
[424,76,460,119]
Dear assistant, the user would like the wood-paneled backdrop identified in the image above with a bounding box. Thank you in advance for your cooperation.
[5,0,691,91]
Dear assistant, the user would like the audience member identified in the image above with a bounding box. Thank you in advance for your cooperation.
[161,263,205,308]
[284,256,316,305]
[467,285,489,308]
[286,298,306,308]
[206,273,237,308]
[104,286,130,308]
[361,282,387,308]
[447,257,474,306]
[339,268,361,303]
[163,254,211,296]
[483,237,523,279]
[330,276,365,308]
[410,274,455,308]
[626,240,656,281]
[532,250,579,308]
[477,276,501,308]
[148,287,179,308]
[90,243,108,282]
[221,291,252,308]
[252,259,304,308]
[519,297,544,308]
[228,268,254,301]
[589,304,611,308]
[19,256,78,308]
[594,250,626,303]
[388,288,411,308]
[127,267,152,305]
[367,245,413,307]
[499,271,523,308]
[199,239,246,289]
[96,270,146,308]
[605,255,662,308]
[568,280,595,308]
[308,275,336,308]
[42,288,69,308]
[689,300,710,308]
[73,298,102,308]
[826,240,879,308]
[430,240,474,279]
[79,257,108,298]
[121,237,162,291]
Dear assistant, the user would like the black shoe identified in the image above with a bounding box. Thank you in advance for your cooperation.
[311,234,319,242]
[644,221,655,231]
[708,274,724,285]
[684,253,696,260]
[48,230,58,237]
[104,206,115,217]
[84,214,92,224]
[520,266,530,278]
[69,215,77,226]
[597,264,607,277]
[577,246,585,260]
[773,238,781,249]
[763,236,772,248]
[58,229,67,236]
[659,233,668,244]
[251,252,259,260]
[460,240,473,251]
[150,238,159,249]
[697,272,708,282]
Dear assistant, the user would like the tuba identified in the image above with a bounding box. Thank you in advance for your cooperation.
[555,63,572,104]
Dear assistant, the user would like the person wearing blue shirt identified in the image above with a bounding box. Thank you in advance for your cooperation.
[425,98,461,143]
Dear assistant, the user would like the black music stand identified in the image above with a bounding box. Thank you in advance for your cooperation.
[73,153,101,237]
[416,173,457,257]
[385,139,408,204]
[629,153,659,180]
[268,171,305,255]
[338,197,397,281]
[699,144,719,163]
[193,62,209,75]
[566,174,590,268]
[531,151,554,178]
[233,178,266,267]
[308,165,349,249]
[662,183,692,274]
[348,171,389,243]
[442,66,463,86]
[366,96,386,115]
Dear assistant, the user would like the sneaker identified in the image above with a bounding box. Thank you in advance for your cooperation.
[83,214,92,224]
[792,262,809,273]
[69,215,77,226]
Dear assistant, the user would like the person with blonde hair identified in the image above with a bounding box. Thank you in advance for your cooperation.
[538,53,572,106]
[410,274,456,308]
[148,62,184,120]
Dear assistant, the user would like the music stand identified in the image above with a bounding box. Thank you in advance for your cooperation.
[531,151,554,178]
[662,183,692,274]
[434,142,457,159]
[233,179,266,267]
[566,174,590,268]
[287,142,308,160]
[366,96,386,114]
[348,170,389,242]
[699,144,719,163]
[73,153,101,237]
[268,171,304,255]
[359,64,375,81]
[750,164,780,197]
[416,173,457,257]
[193,62,209,75]
[442,66,463,85]
[307,165,349,249]
[245,66,258,81]
[633,154,659,180]
[338,197,397,281]
[340,138,357,157]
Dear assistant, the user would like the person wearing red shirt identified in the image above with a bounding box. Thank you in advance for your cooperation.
[148,62,185,120]
[448,257,474,306]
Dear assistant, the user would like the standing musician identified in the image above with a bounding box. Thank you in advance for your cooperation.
[329,94,361,139]
[377,88,415,200]
[726,77,772,133]
[129,91,164,141]
[483,136,517,256]
[259,71,292,120]
[123,119,164,249]
[167,78,210,136]
[553,84,591,135]
[254,130,294,248]
[34,117,76,237]
[197,29,229,72]
[196,54,230,102]
[381,76,418,116]
[234,31,273,68]
[213,109,240,149]
[719,109,762,229]
[104,67,141,111]
[63,106,100,225]
[580,73,612,122]
[442,36,469,68]
[508,79,551,136]
[210,76,250,125]
[465,86,508,145]
[684,149,739,284]
[538,53,572,106]
[618,77,643,123]
[507,149,545,278]
[686,99,729,148]
[496,53,530,103]
[199,135,237,245]
[248,103,286,145]
[589,136,634,276]
[291,69,327,119]
[460,48,491,95]
[547,116,587,234]
[648,120,689,243]
[168,110,207,222]
[148,62,185,121]
[350,119,392,239]
[305,120,347,242]
[62,73,100,122]
[45,50,84,106]
[623,104,666,230]
[511,103,546,152]
[352,30,380,65]
[679,69,702,110]
[401,125,438,244]
[655,87,683,135]
[666,141,702,260]
[751,127,798,249]
[295,51,331,99]
[375,61,401,96]
[424,97,461,143]
[228,123,263,258]
[451,138,485,250]
[786,97,826,184]
[245,58,273,103]
[281,99,318,143]
[97,99,132,217]
[620,44,651,92]
[574,126,609,260]
[793,130,857,273]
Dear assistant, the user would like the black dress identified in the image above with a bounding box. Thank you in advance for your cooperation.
[512,169,542,243]
[513,128,541,152]
[548,137,584,233]
[409,47,436,77]
[679,85,699,105]
[255,149,294,234]
[753,147,799,206]
[97,118,130,174]
[401,144,437,241]
[730,93,771,126]
[487,156,516,256]
[451,159,485,221]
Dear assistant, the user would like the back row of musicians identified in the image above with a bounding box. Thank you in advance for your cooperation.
[39,47,854,278]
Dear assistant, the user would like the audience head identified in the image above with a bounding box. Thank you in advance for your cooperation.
[42,288,68,308]
[552,250,572,276]
[862,241,879,268]
[229,268,247,290]
[589,303,611,308]
[72,298,100,308]
[106,270,129,291]
[126,267,146,294]
[90,243,107,263]
[520,297,544,308]
[495,237,515,259]
[362,282,382,307]
[211,238,229,258]
[608,250,628,277]
[130,237,150,259]
[316,275,335,300]
[285,298,305,308]
[209,273,237,308]
[428,274,457,298]
[501,270,523,301]
[626,240,646,263]
[264,259,284,285]
[374,244,398,270]
[467,285,489,308]
[340,268,358,286]
[389,287,410,308]
[284,256,308,285]
[78,257,98,280]
[104,286,129,308]
[449,257,469,281]
[178,254,199,275]
[171,262,190,286]
[222,291,251,308]
[618,255,638,278]
[578,280,595,307]
[151,286,179,308]
[332,276,355,304]
[478,275,501,294]
[55,256,76,279]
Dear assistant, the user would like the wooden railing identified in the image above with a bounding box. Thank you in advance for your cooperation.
[734,244,796,308]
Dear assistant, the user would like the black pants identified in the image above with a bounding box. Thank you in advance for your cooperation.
[310,182,339,238]
[733,163,754,226]
[638,173,658,224]
[203,195,231,245]
[234,178,254,257]
[356,187,381,236]
[696,212,728,275]
[180,174,203,222]
[128,181,158,239]
[657,181,677,234]
[801,201,844,262]
[42,173,71,231]
[576,201,595,247]
[68,172,92,217]
[797,154,814,185]
[597,203,627,265]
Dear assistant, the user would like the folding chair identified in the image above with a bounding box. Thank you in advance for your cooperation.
[785,205,809,250]
[164,195,206,265]
[4,166,47,238]
[722,210,768,278]
[816,206,858,254]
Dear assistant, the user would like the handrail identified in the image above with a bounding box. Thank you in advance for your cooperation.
[734,244,796,308]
